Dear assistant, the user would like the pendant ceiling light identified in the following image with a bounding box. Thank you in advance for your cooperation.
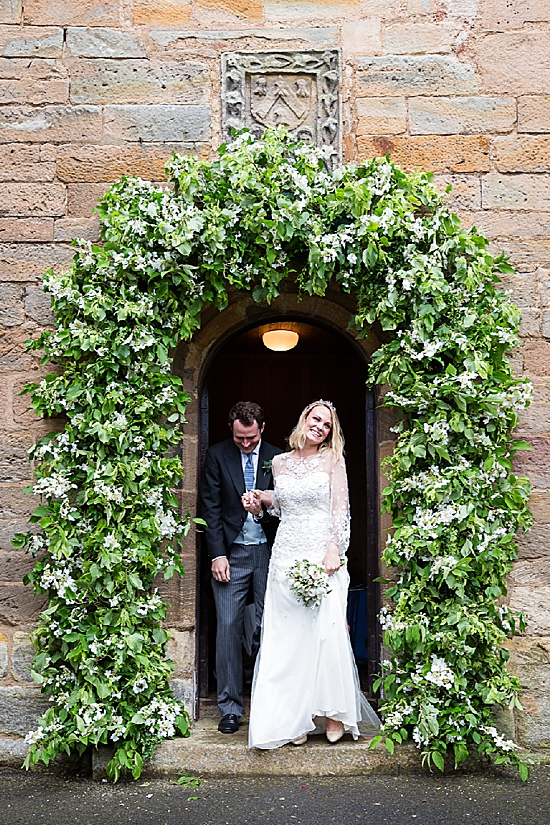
[262,329,300,352]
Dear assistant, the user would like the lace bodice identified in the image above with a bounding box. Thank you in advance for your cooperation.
[268,451,350,570]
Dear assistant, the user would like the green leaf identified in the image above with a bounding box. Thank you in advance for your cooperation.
[519,762,529,782]
[512,440,532,452]
[128,572,143,590]
[362,242,378,268]
[432,751,445,772]
[97,681,111,699]
[172,774,199,786]
[126,633,144,652]
[176,715,190,737]
[31,504,50,519]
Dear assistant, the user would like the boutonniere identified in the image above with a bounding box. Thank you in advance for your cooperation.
[262,459,273,475]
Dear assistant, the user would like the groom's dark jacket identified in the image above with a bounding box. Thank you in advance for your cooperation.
[200,438,281,562]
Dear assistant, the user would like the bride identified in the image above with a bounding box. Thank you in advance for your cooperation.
[243,400,379,749]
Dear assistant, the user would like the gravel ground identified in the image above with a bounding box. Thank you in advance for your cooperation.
[0,765,549,825]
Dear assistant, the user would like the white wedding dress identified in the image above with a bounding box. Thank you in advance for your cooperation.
[248,451,380,749]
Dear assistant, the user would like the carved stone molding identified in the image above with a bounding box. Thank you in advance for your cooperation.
[221,50,342,170]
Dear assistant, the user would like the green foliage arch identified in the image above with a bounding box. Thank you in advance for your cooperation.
[16,127,532,780]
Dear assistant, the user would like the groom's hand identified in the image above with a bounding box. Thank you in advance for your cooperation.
[212,556,231,582]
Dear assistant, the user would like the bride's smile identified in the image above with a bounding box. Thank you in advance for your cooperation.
[303,406,332,450]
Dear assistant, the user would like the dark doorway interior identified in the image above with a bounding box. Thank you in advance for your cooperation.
[197,318,380,703]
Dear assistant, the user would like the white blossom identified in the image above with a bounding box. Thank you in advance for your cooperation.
[429,556,458,579]
[412,726,429,748]
[111,412,128,430]
[154,386,177,406]
[132,677,149,694]
[93,479,124,504]
[378,607,394,630]
[425,655,455,688]
[138,697,183,739]
[482,725,518,752]
[33,472,76,501]
[25,728,46,746]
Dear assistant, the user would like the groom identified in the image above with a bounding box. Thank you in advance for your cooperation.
[200,401,280,734]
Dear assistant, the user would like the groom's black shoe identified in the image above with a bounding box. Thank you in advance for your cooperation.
[218,714,240,734]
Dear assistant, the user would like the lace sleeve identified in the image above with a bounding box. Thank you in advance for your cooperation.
[329,456,350,555]
[266,453,282,517]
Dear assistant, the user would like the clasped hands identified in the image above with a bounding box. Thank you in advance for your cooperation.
[241,489,262,516]
[242,490,341,577]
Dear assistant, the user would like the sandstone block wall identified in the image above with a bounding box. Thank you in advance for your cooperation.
[0,0,548,748]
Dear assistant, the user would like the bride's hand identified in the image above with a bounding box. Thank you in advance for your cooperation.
[322,543,341,576]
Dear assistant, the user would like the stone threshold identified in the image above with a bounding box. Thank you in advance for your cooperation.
[89,699,421,779]
[92,726,421,780]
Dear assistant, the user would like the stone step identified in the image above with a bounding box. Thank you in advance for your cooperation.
[91,709,423,779]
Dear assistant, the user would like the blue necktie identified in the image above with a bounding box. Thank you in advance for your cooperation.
[244,452,255,492]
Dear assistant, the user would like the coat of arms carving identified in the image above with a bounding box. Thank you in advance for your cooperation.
[221,51,341,170]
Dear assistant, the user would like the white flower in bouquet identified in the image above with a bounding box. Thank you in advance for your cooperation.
[288,559,333,609]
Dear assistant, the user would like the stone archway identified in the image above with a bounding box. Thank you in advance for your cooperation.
[167,287,398,716]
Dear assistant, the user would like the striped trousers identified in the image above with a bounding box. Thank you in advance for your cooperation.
[211,541,270,717]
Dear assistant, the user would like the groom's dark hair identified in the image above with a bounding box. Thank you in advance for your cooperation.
[228,401,265,430]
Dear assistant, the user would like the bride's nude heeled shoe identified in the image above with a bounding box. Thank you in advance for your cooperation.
[292,734,308,746]
[326,723,344,743]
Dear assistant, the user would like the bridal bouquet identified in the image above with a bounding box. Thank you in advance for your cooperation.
[288,559,332,609]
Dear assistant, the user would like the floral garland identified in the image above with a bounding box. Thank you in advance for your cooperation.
[16,127,531,779]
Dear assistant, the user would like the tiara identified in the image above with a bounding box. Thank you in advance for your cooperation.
[309,399,336,412]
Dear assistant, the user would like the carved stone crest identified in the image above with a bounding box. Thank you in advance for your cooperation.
[221,50,342,170]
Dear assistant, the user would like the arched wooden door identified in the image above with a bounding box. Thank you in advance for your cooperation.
[196,318,380,704]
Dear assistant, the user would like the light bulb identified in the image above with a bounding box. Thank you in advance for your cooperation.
[262,330,300,352]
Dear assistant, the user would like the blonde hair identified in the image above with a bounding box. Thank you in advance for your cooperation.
[288,400,345,462]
